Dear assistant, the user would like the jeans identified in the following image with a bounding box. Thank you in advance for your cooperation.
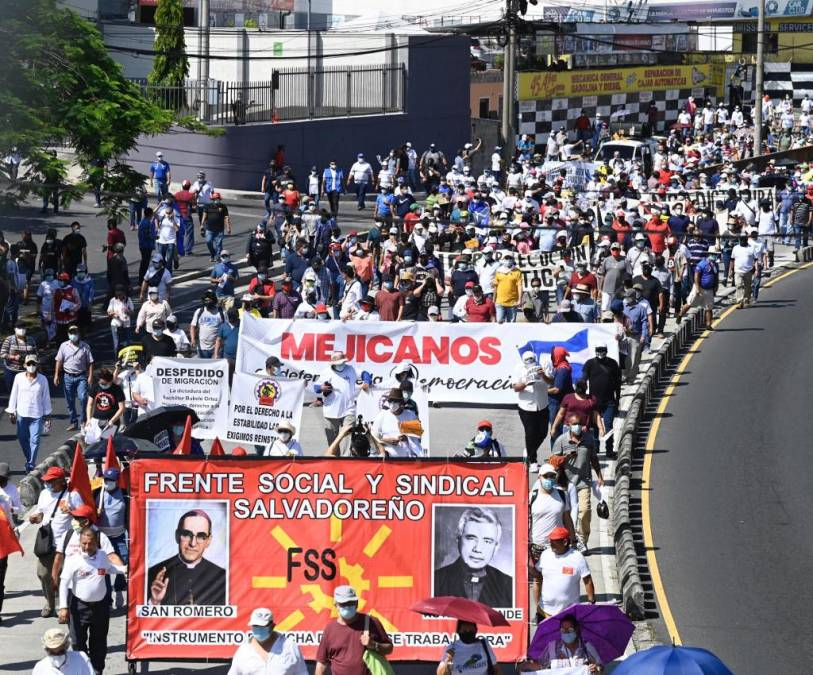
[779,211,791,244]
[129,201,145,228]
[327,191,341,215]
[752,270,762,301]
[263,193,272,217]
[793,224,810,249]
[205,230,225,260]
[17,416,43,469]
[408,168,420,191]
[517,407,549,464]
[598,401,617,454]
[155,180,169,201]
[198,348,214,359]
[157,242,176,267]
[64,373,89,426]
[354,181,369,208]
[496,305,516,323]
[548,399,562,440]
[183,217,195,255]
[111,325,131,356]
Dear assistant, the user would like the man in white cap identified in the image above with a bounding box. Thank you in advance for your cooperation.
[32,627,93,675]
[228,607,307,675]
[315,351,367,451]
[265,421,303,457]
[149,151,171,201]
[512,351,553,473]
[315,585,392,675]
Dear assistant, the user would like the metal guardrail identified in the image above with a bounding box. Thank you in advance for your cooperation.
[131,64,406,125]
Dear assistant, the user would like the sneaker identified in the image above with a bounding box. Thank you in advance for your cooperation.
[41,606,54,618]
[528,462,539,474]
[66,423,79,432]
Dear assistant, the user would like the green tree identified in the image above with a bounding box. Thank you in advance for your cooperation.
[0,0,173,214]
[148,0,190,88]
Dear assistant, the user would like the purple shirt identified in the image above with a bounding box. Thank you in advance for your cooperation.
[272,291,301,319]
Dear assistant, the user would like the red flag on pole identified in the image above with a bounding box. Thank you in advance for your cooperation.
[69,442,97,522]
[172,416,193,455]
[103,436,127,489]
[209,437,225,456]
[0,507,22,558]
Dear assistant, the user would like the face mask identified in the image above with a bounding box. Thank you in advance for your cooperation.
[474,430,492,447]
[404,257,413,265]
[635,241,646,249]
[148,295,158,302]
[561,630,578,645]
[26,365,37,374]
[570,424,583,437]
[206,301,218,309]
[99,382,111,390]
[71,520,83,532]
[153,329,164,337]
[45,275,54,282]
[389,402,404,415]
[59,280,67,288]
[104,480,118,491]
[252,626,272,642]
[278,432,292,443]
[596,351,607,360]
[505,261,515,269]
[48,654,67,669]
[76,273,86,280]
[403,392,412,401]
[69,333,80,343]
[465,289,473,297]
[541,478,556,490]
[709,255,719,262]
[532,285,541,293]
[338,605,357,621]
[221,256,230,263]
[15,328,25,337]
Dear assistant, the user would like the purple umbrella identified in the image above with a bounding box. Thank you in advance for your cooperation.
[528,603,633,664]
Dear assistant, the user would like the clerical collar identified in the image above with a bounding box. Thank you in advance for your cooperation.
[464,565,487,583]
[178,555,203,570]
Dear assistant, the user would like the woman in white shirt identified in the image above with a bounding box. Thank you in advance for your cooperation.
[438,621,502,675]
[228,607,307,675]
[106,285,134,355]
[265,421,303,457]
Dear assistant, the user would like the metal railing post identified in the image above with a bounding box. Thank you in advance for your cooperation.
[347,67,353,116]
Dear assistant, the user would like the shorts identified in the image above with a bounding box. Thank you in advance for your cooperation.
[686,287,714,310]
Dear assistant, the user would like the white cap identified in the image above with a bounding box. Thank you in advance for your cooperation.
[539,463,557,476]
[634,232,646,241]
[42,627,70,649]
[156,151,163,157]
[521,351,536,363]
[333,585,358,603]
[248,607,273,626]
[277,420,296,434]
[482,245,494,254]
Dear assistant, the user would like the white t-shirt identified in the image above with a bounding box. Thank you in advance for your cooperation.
[266,439,304,457]
[732,244,756,273]
[371,408,422,457]
[32,650,94,675]
[32,489,83,550]
[157,212,178,245]
[536,546,591,615]
[511,362,549,412]
[531,487,569,546]
[318,364,359,418]
[439,639,496,675]
[227,635,308,675]
[491,152,501,172]
[58,527,114,557]
[191,180,214,205]
[107,297,133,328]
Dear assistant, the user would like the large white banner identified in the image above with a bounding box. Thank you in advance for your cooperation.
[236,315,618,404]
[637,187,775,210]
[356,384,432,452]
[226,372,305,447]
[436,244,591,290]
[148,358,229,439]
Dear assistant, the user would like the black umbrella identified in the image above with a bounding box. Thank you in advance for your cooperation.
[83,435,162,460]
[122,406,200,452]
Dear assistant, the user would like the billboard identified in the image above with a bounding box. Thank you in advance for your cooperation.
[126,457,529,662]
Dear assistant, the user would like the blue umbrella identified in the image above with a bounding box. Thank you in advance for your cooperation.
[612,645,734,674]
[528,603,633,663]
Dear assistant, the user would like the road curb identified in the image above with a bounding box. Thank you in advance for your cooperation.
[613,247,813,623]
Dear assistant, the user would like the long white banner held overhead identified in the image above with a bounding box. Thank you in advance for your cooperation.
[226,372,305,448]
[236,314,618,404]
[637,187,776,210]
[148,357,230,439]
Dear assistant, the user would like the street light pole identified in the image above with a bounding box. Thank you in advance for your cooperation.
[754,0,765,155]
[501,0,516,165]
[198,0,210,121]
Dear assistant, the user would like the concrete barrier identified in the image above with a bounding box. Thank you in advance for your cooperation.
[18,440,77,508]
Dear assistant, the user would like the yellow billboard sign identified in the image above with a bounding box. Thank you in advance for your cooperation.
[518,64,722,100]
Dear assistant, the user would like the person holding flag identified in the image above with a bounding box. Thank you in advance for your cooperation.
[0,463,23,625]
[95,466,128,609]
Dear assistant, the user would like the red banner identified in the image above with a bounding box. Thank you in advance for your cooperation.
[127,458,528,662]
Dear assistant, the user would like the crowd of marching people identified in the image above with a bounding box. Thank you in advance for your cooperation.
[0,91,806,673]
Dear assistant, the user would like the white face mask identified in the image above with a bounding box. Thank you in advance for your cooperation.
[14,328,25,338]
[104,480,118,491]
[278,432,292,443]
[26,365,37,374]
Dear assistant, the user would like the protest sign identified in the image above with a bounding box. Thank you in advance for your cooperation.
[236,315,617,404]
[356,385,432,452]
[126,457,528,662]
[540,160,601,190]
[226,372,305,447]
[637,186,775,210]
[436,244,591,291]
[148,358,229,439]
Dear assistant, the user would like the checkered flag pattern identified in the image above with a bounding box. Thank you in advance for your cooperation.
[739,62,813,104]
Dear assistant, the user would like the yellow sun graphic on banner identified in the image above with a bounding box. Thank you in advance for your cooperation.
[250,516,412,633]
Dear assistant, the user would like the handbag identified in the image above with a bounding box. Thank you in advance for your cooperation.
[479,637,496,675]
[362,615,395,675]
[34,488,66,557]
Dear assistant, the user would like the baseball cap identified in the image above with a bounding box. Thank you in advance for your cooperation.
[155,151,163,157]
[334,585,359,603]
[25,354,39,365]
[465,281,475,288]
[428,306,439,316]
[248,607,274,626]
[539,463,557,477]
[42,467,66,481]
[102,468,120,481]
[549,526,570,541]
[477,419,492,430]
[70,504,96,519]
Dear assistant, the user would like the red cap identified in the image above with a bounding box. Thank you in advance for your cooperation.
[476,420,492,430]
[348,230,358,237]
[57,272,70,281]
[315,303,328,313]
[42,467,66,481]
[549,526,570,541]
[211,192,222,200]
[329,243,342,251]
[70,504,96,519]
[465,281,475,288]
[232,447,248,456]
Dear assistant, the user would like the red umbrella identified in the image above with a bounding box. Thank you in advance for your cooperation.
[411,597,509,627]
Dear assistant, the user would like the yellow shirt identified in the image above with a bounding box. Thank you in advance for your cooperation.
[494,268,523,306]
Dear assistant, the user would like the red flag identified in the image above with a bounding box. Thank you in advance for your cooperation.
[70,442,97,522]
[103,436,127,489]
[209,437,225,456]
[172,416,193,455]
[0,508,23,558]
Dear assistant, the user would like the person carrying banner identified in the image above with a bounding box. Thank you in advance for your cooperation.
[371,389,423,458]
[315,585,392,675]
[228,607,308,675]
[315,351,367,453]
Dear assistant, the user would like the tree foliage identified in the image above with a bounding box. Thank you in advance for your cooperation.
[0,0,174,214]
[148,0,190,88]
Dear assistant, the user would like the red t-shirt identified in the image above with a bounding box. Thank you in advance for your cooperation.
[315,614,389,675]
[375,289,403,321]
[644,219,671,254]
[248,278,276,308]
[283,189,300,209]
[559,393,598,427]
[568,271,597,292]
[106,228,126,259]
[174,190,196,219]
[465,297,496,322]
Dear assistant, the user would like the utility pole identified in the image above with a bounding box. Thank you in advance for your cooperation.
[754,0,765,155]
[501,0,517,166]
[198,0,211,121]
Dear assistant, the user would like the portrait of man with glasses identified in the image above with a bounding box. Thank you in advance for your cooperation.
[146,508,227,606]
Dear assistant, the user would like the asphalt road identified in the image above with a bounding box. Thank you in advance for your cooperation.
[648,265,813,673]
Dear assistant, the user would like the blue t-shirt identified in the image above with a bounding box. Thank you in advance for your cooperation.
[375,193,394,217]
[211,262,238,297]
[150,160,170,181]
[695,258,718,289]
[217,322,239,359]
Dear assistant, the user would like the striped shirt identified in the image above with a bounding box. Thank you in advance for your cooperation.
[0,335,37,373]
